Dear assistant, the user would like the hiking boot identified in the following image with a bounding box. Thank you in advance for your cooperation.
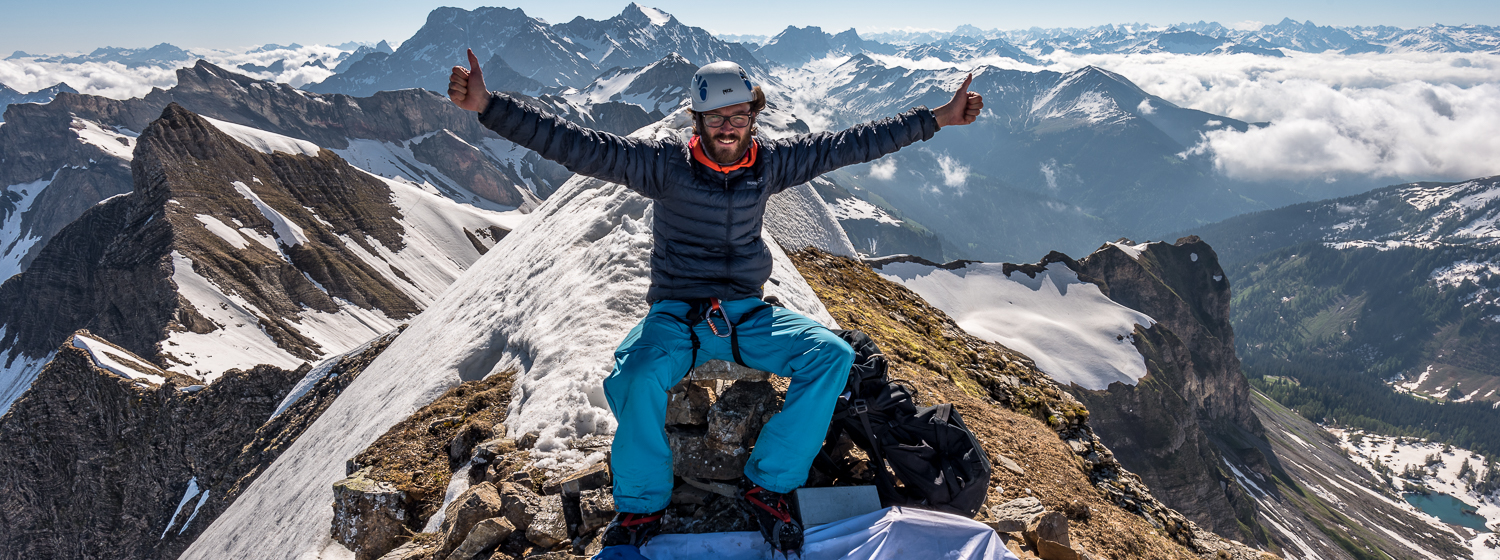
[599,510,665,548]
[740,482,803,557]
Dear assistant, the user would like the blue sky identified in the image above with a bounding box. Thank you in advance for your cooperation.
[3,0,1497,54]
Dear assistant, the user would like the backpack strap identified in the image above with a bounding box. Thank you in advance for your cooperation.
[728,301,773,368]
[658,301,710,378]
[852,398,903,505]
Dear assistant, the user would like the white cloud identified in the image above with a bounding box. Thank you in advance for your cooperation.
[1040,159,1058,189]
[1042,51,1500,182]
[1228,20,1266,32]
[935,152,969,188]
[1136,99,1154,114]
[0,44,351,99]
[869,158,897,180]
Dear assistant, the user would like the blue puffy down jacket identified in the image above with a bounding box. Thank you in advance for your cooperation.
[478,92,938,302]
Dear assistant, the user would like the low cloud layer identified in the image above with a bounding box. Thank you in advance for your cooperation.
[1046,51,1500,182]
[0,44,345,100]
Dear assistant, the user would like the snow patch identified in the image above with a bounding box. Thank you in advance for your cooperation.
[0,338,53,418]
[203,116,321,157]
[830,196,903,226]
[0,175,53,280]
[193,214,251,249]
[161,477,201,539]
[876,260,1155,390]
[70,332,167,384]
[232,180,309,248]
[72,118,135,161]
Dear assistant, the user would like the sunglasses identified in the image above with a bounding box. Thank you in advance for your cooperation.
[700,113,755,128]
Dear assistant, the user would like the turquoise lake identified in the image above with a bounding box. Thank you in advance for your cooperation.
[1403,493,1492,532]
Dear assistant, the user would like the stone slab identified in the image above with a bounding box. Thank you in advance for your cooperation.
[794,486,882,526]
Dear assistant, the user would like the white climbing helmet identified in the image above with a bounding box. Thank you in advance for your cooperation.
[690,61,756,112]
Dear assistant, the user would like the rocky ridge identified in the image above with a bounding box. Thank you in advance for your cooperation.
[0,101,514,415]
[1,60,557,283]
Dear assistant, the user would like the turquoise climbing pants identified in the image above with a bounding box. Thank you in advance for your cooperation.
[603,298,854,513]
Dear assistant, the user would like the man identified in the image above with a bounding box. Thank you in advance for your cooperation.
[449,50,981,557]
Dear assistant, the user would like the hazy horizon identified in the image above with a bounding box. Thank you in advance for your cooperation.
[3,0,1496,55]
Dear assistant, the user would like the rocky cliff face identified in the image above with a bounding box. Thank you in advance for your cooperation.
[1059,237,1271,543]
[0,334,303,560]
[0,328,398,560]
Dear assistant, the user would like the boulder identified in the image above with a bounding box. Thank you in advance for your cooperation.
[703,381,775,455]
[666,381,715,426]
[577,488,616,535]
[542,462,611,497]
[437,483,505,558]
[501,482,545,528]
[1027,511,1070,548]
[376,541,434,560]
[473,435,518,465]
[526,495,569,548]
[446,517,514,560]
[668,380,776,480]
[988,497,1044,533]
[688,359,771,382]
[1035,538,1081,560]
[331,468,411,560]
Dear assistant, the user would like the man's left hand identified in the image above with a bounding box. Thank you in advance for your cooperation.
[933,73,983,128]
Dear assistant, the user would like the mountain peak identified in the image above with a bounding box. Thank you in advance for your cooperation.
[621,3,674,26]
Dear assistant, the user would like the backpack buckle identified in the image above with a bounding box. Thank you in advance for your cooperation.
[852,399,869,415]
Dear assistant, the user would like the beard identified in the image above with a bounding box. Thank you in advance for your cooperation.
[704,128,752,164]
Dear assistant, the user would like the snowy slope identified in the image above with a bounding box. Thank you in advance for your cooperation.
[875,260,1154,390]
[183,111,845,560]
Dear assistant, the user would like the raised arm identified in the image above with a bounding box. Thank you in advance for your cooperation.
[768,74,983,189]
[449,49,667,197]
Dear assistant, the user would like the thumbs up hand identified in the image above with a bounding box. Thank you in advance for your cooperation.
[933,73,983,128]
[449,48,488,112]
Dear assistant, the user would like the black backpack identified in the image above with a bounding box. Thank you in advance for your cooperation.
[816,330,993,517]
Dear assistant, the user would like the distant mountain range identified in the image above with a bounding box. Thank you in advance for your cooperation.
[0,82,75,120]
[306,3,764,97]
[853,18,1500,55]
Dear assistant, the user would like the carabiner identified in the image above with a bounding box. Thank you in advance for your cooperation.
[704,297,733,338]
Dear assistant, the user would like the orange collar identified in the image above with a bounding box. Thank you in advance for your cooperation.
[690,136,758,173]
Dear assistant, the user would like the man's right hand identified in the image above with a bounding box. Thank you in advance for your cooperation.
[449,48,488,113]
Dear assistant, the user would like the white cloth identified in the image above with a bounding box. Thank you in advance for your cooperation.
[637,507,1019,560]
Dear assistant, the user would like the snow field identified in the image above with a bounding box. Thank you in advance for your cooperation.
[876,260,1155,390]
[184,113,844,559]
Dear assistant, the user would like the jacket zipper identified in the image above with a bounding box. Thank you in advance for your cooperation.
[723,173,733,286]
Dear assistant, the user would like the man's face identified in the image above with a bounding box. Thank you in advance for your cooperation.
[700,102,755,164]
